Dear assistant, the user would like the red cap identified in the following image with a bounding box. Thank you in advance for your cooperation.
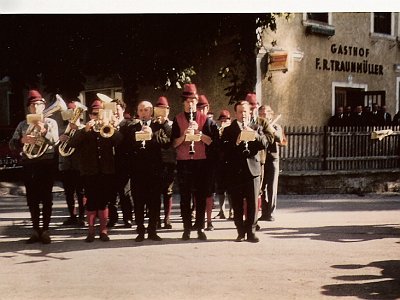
[156,96,169,108]
[26,89,45,106]
[197,94,209,108]
[91,99,103,109]
[181,83,198,99]
[245,93,257,106]
[218,109,231,120]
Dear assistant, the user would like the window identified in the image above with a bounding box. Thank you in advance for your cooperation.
[372,12,393,36]
[303,13,334,37]
[307,13,329,24]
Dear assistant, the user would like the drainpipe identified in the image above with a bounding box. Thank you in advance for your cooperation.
[256,48,267,106]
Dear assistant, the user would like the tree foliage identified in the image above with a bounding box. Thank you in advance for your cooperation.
[0,14,285,106]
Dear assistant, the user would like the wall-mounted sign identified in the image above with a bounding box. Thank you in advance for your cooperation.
[269,51,288,72]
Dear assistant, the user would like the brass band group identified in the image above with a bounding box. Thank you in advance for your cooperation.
[9,83,286,244]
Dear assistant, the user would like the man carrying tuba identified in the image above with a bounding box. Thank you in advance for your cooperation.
[9,90,59,244]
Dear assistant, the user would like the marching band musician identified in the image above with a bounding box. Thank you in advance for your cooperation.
[124,100,171,242]
[220,100,272,243]
[155,96,176,230]
[196,94,219,232]
[59,100,86,227]
[171,84,217,241]
[68,99,122,242]
[214,109,233,220]
[107,98,134,228]
[258,104,287,222]
[9,89,59,244]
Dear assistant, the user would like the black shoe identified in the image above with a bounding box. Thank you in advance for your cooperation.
[197,230,207,241]
[266,215,275,222]
[40,230,51,244]
[135,234,145,242]
[235,234,245,242]
[258,215,269,221]
[182,230,191,241]
[26,230,41,244]
[164,223,172,229]
[99,232,110,242]
[247,233,259,243]
[205,222,214,231]
[85,233,95,243]
[123,220,132,228]
[256,224,261,231]
[148,233,163,241]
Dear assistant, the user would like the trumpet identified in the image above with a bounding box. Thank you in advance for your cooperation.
[92,108,116,138]
[23,94,67,159]
[135,119,152,149]
[58,102,87,157]
[239,116,256,155]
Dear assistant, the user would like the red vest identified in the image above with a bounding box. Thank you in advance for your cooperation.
[175,112,207,160]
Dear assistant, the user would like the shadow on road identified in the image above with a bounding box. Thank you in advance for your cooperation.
[261,224,400,243]
[321,260,400,299]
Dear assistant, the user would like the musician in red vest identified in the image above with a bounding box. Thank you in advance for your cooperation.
[171,84,216,241]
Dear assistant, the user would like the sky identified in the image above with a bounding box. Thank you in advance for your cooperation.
[0,0,399,14]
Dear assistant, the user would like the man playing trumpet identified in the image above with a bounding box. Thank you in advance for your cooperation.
[68,99,122,242]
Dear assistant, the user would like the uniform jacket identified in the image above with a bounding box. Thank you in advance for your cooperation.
[221,119,270,182]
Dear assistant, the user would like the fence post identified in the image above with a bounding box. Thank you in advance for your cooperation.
[323,126,328,170]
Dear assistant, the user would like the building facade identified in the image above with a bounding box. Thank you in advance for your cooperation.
[258,12,400,127]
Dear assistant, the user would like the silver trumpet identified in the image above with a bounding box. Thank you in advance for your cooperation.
[239,117,256,155]
[135,119,151,149]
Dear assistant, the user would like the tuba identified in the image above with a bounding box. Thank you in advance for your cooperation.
[58,102,88,156]
[23,94,68,159]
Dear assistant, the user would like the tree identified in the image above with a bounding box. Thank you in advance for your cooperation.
[0,14,286,106]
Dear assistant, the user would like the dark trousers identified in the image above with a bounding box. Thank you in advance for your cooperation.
[131,175,161,235]
[61,169,85,219]
[161,163,176,220]
[109,172,133,223]
[261,154,279,217]
[229,176,260,236]
[83,174,114,211]
[177,160,208,231]
[23,160,56,231]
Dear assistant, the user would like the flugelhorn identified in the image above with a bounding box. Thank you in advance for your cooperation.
[23,94,68,159]
[58,102,87,156]
[135,119,152,149]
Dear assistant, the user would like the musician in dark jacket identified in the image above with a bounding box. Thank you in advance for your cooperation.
[221,100,272,242]
[68,99,122,242]
[124,100,171,242]
[9,90,59,244]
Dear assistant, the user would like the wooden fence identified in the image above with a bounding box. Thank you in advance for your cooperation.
[280,126,400,172]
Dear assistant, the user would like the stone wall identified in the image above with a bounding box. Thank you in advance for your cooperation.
[279,169,400,194]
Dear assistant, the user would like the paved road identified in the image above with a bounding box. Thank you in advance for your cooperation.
[0,186,399,300]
